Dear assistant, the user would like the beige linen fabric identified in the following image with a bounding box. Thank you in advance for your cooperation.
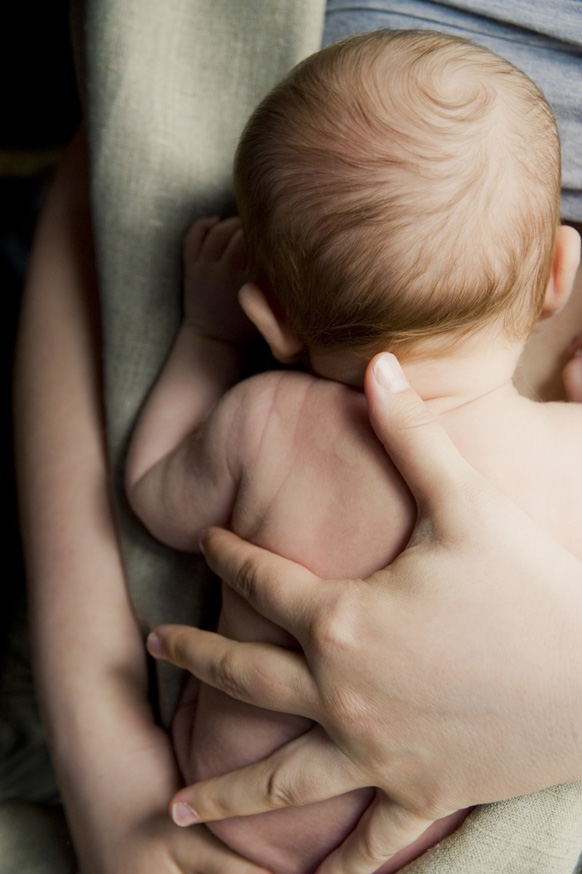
[85,0,327,721]
[405,785,582,872]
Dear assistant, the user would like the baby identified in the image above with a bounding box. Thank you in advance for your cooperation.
[126,30,582,874]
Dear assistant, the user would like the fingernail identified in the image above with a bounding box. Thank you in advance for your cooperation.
[172,802,199,827]
[146,632,164,657]
[373,353,409,392]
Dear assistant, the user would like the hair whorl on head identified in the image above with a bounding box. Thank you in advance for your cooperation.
[234,29,561,358]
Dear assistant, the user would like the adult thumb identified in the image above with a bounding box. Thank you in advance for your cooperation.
[364,353,474,511]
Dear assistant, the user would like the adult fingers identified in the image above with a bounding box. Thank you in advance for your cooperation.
[315,793,435,874]
[147,625,317,717]
[175,822,274,874]
[199,527,324,638]
[168,725,364,826]
[364,353,476,515]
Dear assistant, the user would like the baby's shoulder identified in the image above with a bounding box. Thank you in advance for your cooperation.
[226,369,363,423]
[220,369,373,464]
[507,398,582,471]
[537,402,582,556]
[455,397,582,559]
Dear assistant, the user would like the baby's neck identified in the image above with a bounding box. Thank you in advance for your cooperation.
[308,331,525,413]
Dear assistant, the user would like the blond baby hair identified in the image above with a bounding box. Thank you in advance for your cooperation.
[234,30,561,358]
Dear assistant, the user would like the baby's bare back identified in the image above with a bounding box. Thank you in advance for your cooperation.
[173,371,582,874]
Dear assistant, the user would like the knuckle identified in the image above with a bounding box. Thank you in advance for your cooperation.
[309,588,357,655]
[236,555,261,603]
[403,783,448,821]
[357,829,393,867]
[265,764,304,810]
[328,687,369,735]
[307,589,374,731]
[419,793,450,821]
[212,649,247,701]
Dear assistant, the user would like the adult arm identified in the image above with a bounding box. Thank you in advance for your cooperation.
[13,130,270,874]
[148,352,582,874]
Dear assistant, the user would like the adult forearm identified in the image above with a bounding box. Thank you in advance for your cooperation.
[13,129,180,867]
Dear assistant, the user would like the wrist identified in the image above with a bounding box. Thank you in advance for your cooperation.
[179,319,248,358]
[181,301,256,344]
[172,322,247,397]
[170,322,247,396]
[52,704,181,863]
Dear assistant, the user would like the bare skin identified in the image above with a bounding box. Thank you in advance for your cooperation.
[16,133,582,873]
[14,135,271,874]
[147,356,582,874]
[515,222,582,402]
[137,221,582,874]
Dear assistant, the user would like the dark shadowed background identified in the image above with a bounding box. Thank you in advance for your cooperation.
[1,0,80,661]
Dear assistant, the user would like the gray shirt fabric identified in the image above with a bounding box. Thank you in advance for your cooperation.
[323,0,582,220]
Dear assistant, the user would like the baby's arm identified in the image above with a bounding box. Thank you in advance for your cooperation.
[126,218,252,547]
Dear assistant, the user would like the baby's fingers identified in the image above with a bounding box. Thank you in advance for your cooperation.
[183,216,220,260]
[173,822,274,874]
[200,216,242,260]
[148,625,316,717]
[169,725,365,826]
[223,226,248,274]
[315,793,435,874]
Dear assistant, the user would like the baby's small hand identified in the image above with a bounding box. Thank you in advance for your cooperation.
[183,216,256,345]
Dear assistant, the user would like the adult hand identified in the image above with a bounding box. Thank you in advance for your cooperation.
[149,352,582,874]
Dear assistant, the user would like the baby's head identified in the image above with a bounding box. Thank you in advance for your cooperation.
[234,29,571,366]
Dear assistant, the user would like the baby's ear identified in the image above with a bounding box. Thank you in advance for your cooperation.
[238,283,304,363]
[541,225,581,317]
